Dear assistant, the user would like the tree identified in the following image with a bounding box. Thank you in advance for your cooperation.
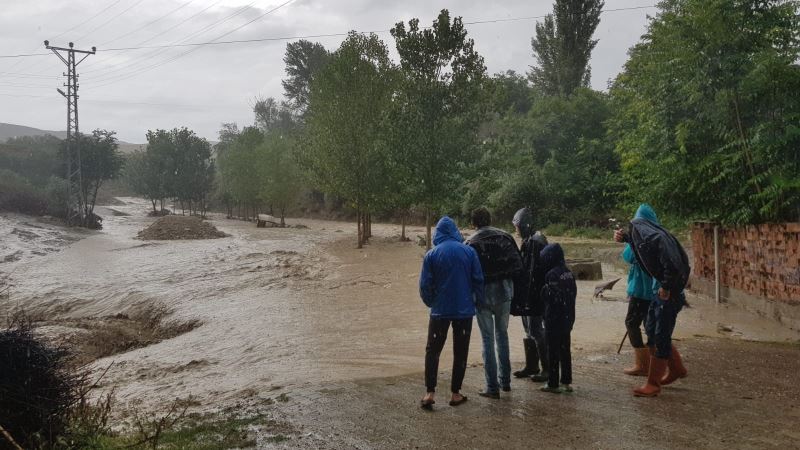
[529,0,604,96]
[70,129,124,224]
[300,32,395,247]
[125,150,163,213]
[253,96,296,133]
[390,9,487,248]
[217,127,264,220]
[610,0,800,224]
[282,40,331,113]
[256,131,302,226]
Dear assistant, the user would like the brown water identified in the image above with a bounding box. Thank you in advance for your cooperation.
[2,198,798,413]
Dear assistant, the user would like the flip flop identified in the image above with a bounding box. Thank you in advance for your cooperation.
[420,398,435,410]
[449,395,468,406]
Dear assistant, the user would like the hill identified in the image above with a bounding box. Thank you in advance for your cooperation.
[1,122,143,153]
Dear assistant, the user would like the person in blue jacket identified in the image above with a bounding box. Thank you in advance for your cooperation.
[616,204,659,376]
[419,216,485,409]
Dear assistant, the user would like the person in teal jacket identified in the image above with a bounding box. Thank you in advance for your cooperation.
[615,204,658,376]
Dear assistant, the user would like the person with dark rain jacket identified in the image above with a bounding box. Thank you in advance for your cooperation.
[537,243,576,393]
[419,216,485,409]
[616,205,659,377]
[466,207,523,399]
[615,203,691,398]
[510,207,550,383]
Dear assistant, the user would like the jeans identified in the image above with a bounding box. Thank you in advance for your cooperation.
[645,292,685,359]
[625,297,651,348]
[545,328,572,388]
[522,315,547,370]
[476,300,511,393]
[425,317,473,393]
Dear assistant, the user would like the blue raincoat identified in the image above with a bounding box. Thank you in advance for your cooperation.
[623,204,659,301]
[419,216,485,319]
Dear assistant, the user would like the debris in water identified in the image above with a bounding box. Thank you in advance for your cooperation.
[137,215,228,240]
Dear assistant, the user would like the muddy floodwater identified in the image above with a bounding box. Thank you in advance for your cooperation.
[2,198,800,448]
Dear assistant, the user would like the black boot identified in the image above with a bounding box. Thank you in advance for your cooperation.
[513,338,540,378]
[530,340,549,382]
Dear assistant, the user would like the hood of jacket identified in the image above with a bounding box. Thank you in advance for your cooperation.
[633,203,660,226]
[539,243,565,273]
[433,216,462,246]
[512,207,534,239]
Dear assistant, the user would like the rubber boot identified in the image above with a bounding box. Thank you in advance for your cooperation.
[633,356,667,397]
[530,342,549,383]
[661,345,688,385]
[623,347,650,376]
[513,338,539,378]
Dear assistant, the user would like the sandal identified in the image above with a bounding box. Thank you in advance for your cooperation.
[449,395,468,406]
[420,398,435,410]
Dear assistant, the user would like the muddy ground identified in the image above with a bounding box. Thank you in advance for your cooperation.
[2,199,799,449]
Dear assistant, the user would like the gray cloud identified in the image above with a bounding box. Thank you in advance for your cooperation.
[0,0,654,143]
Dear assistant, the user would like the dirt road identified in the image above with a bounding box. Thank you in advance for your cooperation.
[2,200,799,448]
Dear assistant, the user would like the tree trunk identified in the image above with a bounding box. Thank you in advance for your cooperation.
[426,209,432,251]
[151,199,157,213]
[357,209,363,249]
[401,212,407,242]
[280,207,286,228]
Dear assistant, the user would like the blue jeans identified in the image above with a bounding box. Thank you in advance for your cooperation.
[476,300,511,393]
[645,292,685,359]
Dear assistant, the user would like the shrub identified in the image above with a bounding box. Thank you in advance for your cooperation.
[0,169,47,215]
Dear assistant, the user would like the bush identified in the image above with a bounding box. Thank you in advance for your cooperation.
[0,317,75,448]
[0,316,113,449]
[45,176,70,219]
[0,169,47,216]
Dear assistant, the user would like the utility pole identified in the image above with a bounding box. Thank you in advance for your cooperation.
[44,40,95,226]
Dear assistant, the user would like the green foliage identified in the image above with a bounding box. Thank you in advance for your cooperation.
[300,32,396,224]
[282,40,331,113]
[389,9,487,235]
[610,0,800,224]
[128,128,214,215]
[467,87,620,228]
[68,130,124,218]
[0,168,47,215]
[529,0,604,96]
[255,131,303,225]
[0,135,61,186]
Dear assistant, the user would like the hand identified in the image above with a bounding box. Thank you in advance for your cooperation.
[658,288,670,300]
[614,229,625,243]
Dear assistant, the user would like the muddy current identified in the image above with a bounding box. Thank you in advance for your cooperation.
[2,198,799,414]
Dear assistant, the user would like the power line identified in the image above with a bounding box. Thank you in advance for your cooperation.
[0,92,242,109]
[74,0,149,42]
[0,4,658,59]
[82,0,262,78]
[100,0,197,46]
[89,0,298,86]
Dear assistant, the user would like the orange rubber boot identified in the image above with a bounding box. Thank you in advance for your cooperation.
[623,347,650,376]
[661,345,688,385]
[633,356,667,397]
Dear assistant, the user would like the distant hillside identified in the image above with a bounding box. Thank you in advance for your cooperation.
[1,122,143,153]
[0,122,67,140]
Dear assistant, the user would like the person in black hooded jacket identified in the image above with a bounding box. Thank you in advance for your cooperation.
[538,243,576,393]
[616,207,691,398]
[511,207,549,382]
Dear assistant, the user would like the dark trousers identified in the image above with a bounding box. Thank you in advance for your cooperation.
[425,317,473,393]
[545,326,572,388]
[645,292,685,359]
[625,297,651,348]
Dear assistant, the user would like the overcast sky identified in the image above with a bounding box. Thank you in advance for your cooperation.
[0,0,656,143]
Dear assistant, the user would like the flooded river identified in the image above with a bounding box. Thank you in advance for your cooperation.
[2,198,798,414]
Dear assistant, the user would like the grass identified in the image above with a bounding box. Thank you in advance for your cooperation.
[90,413,288,450]
[543,223,612,240]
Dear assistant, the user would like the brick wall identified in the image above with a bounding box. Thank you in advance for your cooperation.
[691,222,800,304]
